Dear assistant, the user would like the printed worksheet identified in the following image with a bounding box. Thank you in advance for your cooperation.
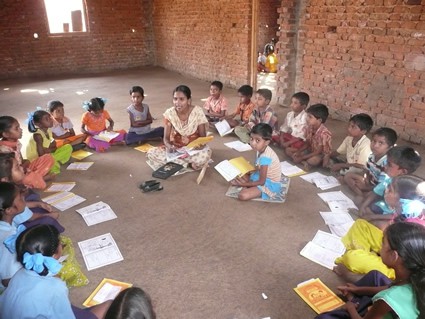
[318,191,357,212]
[45,182,76,192]
[67,162,94,170]
[42,191,86,211]
[78,233,123,271]
[280,161,306,177]
[224,140,253,152]
[76,201,117,226]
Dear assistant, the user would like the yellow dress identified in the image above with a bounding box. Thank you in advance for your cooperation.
[265,53,278,73]
[335,219,395,279]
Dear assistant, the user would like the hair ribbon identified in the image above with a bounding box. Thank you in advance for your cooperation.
[3,224,26,254]
[23,252,62,275]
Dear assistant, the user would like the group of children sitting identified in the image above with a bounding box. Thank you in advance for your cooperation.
[0,79,425,318]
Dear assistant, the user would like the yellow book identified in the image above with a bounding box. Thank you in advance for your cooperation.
[83,278,133,307]
[186,136,214,149]
[134,143,155,152]
[71,150,93,160]
[294,278,344,314]
[214,156,255,182]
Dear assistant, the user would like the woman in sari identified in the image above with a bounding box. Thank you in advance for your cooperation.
[147,85,211,170]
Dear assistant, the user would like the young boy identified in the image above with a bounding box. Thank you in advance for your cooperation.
[203,80,228,123]
[234,89,278,144]
[345,127,397,198]
[279,92,309,156]
[329,113,374,176]
[290,104,332,170]
[358,146,422,223]
[48,100,86,150]
[125,86,164,145]
[225,85,255,128]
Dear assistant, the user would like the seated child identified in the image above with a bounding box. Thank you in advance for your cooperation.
[125,86,164,145]
[234,89,278,144]
[330,113,373,176]
[81,97,126,152]
[257,52,266,72]
[105,287,156,319]
[231,123,282,201]
[345,127,397,200]
[279,92,309,154]
[289,104,332,170]
[264,48,278,73]
[48,100,86,150]
[318,222,425,319]
[26,110,72,174]
[224,85,255,128]
[334,175,425,282]
[203,80,228,123]
[358,146,422,218]
[0,224,111,319]
[0,116,54,189]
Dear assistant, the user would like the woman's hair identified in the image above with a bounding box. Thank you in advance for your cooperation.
[47,100,64,113]
[0,153,15,180]
[105,287,156,319]
[385,222,425,317]
[0,116,18,138]
[173,85,191,100]
[0,182,19,220]
[130,86,144,97]
[250,123,272,140]
[28,110,50,133]
[16,224,60,277]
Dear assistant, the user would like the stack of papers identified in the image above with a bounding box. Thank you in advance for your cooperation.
[78,233,123,271]
[301,172,340,190]
[76,201,117,226]
[300,230,346,270]
[319,211,354,237]
[215,120,234,137]
[280,161,306,177]
[318,191,357,212]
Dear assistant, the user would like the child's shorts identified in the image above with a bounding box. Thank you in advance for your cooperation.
[281,132,305,149]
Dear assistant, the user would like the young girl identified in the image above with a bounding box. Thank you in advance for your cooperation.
[105,287,156,319]
[26,110,72,174]
[48,100,86,150]
[0,224,111,319]
[316,222,425,319]
[81,97,126,152]
[0,116,54,189]
[334,175,425,282]
[231,123,282,201]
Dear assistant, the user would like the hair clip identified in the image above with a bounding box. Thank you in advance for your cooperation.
[23,252,63,275]
[3,224,26,254]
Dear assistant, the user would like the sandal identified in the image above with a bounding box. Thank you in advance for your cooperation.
[139,180,158,189]
[141,182,163,193]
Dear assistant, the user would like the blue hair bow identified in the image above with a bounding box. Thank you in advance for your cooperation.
[82,101,91,111]
[25,106,43,124]
[3,224,26,254]
[23,252,63,275]
[100,97,108,104]
[400,198,425,218]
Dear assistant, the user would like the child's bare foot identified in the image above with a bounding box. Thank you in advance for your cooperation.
[333,264,364,283]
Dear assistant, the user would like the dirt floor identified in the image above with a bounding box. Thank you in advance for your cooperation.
[1,67,424,319]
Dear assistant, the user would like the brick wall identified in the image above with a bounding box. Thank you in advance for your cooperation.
[0,0,154,79]
[276,0,425,144]
[152,0,252,88]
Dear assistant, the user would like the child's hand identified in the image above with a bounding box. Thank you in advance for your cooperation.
[337,283,358,297]
[343,301,359,312]
[330,163,345,172]
[230,177,244,186]
[38,202,54,212]
[107,125,113,131]
[48,211,60,220]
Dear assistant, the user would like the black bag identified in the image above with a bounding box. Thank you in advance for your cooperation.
[152,162,184,179]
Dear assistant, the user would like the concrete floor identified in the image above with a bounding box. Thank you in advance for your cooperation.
[1,67,424,319]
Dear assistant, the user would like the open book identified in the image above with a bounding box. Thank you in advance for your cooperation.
[166,136,214,162]
[294,278,344,313]
[83,278,132,307]
[215,157,255,181]
[215,119,234,137]
[92,131,120,142]
[300,230,345,270]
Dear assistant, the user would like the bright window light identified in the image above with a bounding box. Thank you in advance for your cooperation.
[44,0,87,33]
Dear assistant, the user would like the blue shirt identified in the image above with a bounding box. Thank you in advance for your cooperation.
[0,268,76,319]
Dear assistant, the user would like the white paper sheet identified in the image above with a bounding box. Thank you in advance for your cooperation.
[214,160,241,182]
[78,233,123,271]
[319,211,354,225]
[67,162,94,170]
[280,161,305,177]
[328,222,355,237]
[300,172,327,183]
[45,182,76,192]
[224,140,252,152]
[76,201,117,226]
[93,282,122,303]
[318,191,357,212]
[300,241,343,270]
[42,191,86,211]
[215,120,234,137]
[313,176,340,190]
